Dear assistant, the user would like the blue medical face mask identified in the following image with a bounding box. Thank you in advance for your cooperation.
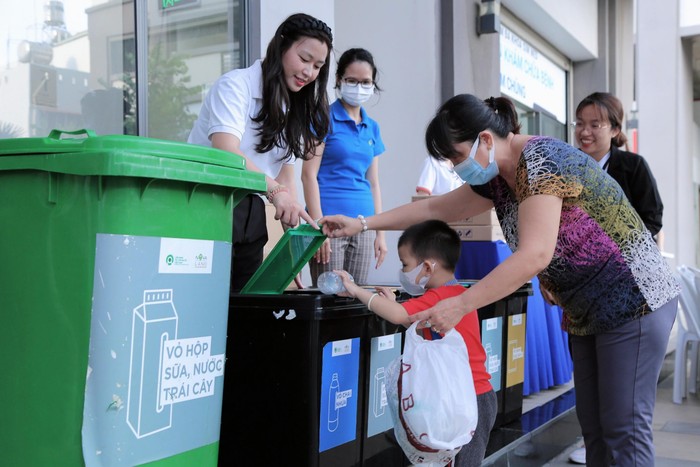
[453,135,499,185]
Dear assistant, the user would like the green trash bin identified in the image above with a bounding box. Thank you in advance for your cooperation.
[0,129,265,467]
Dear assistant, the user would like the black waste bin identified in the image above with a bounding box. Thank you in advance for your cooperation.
[464,281,532,429]
[362,313,410,467]
[474,289,507,429]
[220,293,407,466]
[218,225,407,466]
[502,284,530,425]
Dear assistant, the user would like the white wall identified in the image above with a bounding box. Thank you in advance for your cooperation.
[331,0,442,285]
[638,0,696,268]
[502,0,598,60]
[680,0,700,28]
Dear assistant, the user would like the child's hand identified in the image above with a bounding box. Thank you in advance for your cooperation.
[334,270,360,297]
[375,286,396,302]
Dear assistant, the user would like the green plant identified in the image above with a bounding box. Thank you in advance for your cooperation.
[122,45,202,141]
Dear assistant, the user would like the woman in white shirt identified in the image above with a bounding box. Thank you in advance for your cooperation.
[188,13,333,291]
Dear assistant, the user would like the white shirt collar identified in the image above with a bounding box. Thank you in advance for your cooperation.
[597,151,611,171]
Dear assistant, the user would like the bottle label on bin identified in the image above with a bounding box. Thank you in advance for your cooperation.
[82,234,230,467]
[319,338,360,452]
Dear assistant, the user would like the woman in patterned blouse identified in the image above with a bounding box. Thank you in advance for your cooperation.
[320,94,679,467]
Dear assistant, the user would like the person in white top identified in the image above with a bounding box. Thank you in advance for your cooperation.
[415,156,465,195]
[188,13,333,291]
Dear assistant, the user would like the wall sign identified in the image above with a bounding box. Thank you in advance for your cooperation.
[500,25,567,124]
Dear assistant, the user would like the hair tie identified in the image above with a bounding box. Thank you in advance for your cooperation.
[487,97,499,114]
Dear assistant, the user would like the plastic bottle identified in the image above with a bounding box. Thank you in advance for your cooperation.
[317,271,353,295]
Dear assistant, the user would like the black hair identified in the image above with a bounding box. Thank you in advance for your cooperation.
[576,92,628,149]
[425,94,521,161]
[335,48,381,92]
[254,13,333,161]
[398,220,461,271]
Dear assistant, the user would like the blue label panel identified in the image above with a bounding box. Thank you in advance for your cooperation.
[82,234,230,467]
[319,338,360,452]
[481,316,503,391]
[366,333,402,437]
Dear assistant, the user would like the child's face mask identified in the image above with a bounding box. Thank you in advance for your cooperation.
[398,262,434,296]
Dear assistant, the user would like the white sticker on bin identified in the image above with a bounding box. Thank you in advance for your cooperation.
[377,335,395,351]
[158,238,214,274]
[331,339,353,357]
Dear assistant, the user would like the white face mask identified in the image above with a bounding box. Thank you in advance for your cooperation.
[398,263,433,296]
[340,82,374,107]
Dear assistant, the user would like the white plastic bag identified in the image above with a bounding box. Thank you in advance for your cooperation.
[387,321,478,465]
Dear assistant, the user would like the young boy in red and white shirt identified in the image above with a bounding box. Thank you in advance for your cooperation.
[335,219,496,467]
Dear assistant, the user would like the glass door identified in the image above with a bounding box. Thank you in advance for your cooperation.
[142,0,247,141]
[0,0,247,140]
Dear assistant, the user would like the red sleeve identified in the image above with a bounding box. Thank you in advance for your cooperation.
[401,288,443,316]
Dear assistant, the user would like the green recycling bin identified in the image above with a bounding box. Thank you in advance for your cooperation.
[0,129,265,467]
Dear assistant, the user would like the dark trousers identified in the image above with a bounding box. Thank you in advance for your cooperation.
[454,389,498,467]
[230,194,268,292]
[570,297,677,466]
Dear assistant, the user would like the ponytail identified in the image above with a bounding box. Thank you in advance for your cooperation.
[612,131,628,151]
[484,96,521,135]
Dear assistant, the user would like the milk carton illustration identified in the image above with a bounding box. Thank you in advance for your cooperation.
[372,367,387,417]
[127,289,178,438]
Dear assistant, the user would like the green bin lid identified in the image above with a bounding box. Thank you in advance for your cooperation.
[0,129,265,191]
[240,224,327,294]
[0,129,245,169]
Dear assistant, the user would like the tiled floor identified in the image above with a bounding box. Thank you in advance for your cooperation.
[482,351,700,466]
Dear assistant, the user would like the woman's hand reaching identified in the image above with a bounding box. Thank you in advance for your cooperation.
[319,214,363,238]
[408,294,470,334]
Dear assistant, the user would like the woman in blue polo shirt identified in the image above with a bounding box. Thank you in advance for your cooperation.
[302,48,387,286]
